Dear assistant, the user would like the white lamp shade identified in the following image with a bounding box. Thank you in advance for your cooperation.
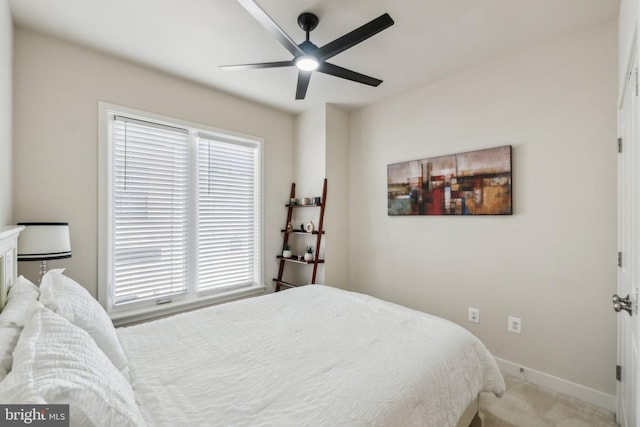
[17,223,72,261]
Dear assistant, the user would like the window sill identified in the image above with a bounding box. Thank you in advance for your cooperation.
[110,284,266,327]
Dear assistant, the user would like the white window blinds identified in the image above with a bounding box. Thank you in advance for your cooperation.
[112,117,189,305]
[103,107,263,316]
[197,136,259,293]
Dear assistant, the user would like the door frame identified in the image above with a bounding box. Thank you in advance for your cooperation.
[617,21,640,426]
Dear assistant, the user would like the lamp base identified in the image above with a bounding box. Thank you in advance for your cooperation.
[38,260,47,284]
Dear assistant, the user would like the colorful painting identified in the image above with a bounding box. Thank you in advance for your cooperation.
[387,146,512,216]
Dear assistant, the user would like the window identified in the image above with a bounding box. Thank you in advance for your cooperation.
[197,136,259,293]
[99,104,263,319]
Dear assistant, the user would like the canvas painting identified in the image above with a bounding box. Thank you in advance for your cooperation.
[387,146,512,216]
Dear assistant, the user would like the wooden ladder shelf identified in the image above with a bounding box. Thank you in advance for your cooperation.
[273,179,327,292]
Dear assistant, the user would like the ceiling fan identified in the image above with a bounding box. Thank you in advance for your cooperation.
[221,0,394,100]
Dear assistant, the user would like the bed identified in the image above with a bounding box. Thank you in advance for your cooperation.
[0,227,505,426]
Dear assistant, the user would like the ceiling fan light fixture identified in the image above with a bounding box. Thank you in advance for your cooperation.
[226,2,394,99]
[295,55,319,71]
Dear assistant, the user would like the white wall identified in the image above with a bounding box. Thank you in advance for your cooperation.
[290,107,326,285]
[348,21,618,396]
[324,105,349,289]
[294,107,326,199]
[0,1,12,226]
[619,0,637,100]
[291,105,349,288]
[13,29,295,295]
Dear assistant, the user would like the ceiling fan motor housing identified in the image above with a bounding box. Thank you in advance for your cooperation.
[299,40,318,55]
[297,12,319,33]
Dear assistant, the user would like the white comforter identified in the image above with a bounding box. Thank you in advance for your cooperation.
[117,285,505,427]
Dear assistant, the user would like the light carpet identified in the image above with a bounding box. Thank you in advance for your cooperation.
[479,375,617,427]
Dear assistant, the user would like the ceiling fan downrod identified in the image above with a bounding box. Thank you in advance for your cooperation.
[297,12,319,42]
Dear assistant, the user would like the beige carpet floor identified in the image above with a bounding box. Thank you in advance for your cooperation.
[479,375,617,427]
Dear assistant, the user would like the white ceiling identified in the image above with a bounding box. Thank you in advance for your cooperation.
[8,0,619,114]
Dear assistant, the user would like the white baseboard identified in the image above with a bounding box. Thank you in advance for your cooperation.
[494,357,616,413]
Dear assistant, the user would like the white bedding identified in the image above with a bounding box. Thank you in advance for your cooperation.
[117,285,505,427]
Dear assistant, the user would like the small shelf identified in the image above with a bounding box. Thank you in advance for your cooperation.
[276,255,324,265]
[280,229,325,235]
[285,203,323,208]
[272,279,303,289]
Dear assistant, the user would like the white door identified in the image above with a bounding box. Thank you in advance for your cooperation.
[617,47,640,427]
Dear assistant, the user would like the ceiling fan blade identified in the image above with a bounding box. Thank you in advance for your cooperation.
[317,62,382,87]
[318,13,394,61]
[296,71,312,100]
[237,0,304,57]
[220,60,295,71]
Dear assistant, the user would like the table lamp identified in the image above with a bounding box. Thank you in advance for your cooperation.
[17,222,72,283]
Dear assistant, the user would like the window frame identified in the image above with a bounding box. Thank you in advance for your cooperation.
[98,102,265,324]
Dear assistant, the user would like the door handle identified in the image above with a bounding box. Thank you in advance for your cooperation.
[612,294,633,316]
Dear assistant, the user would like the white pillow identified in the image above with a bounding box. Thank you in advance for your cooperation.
[0,301,46,383]
[0,275,42,383]
[8,274,39,297]
[39,270,129,378]
[0,327,19,381]
[0,276,40,329]
[0,307,146,427]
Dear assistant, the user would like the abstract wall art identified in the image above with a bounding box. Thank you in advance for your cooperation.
[387,146,512,216]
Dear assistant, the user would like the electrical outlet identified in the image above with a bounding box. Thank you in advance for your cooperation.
[508,316,521,333]
[468,307,480,324]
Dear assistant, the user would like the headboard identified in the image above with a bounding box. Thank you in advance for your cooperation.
[0,226,24,310]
